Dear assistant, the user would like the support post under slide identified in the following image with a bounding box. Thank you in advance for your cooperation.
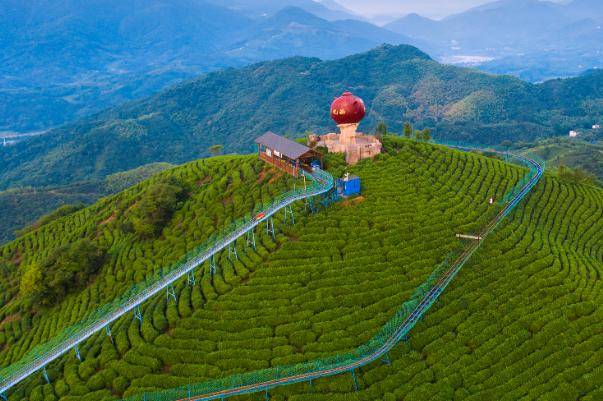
[284,205,295,225]
[266,218,275,238]
[74,345,81,361]
[187,270,196,286]
[166,284,177,303]
[266,217,275,239]
[133,307,143,323]
[228,243,238,260]
[246,229,256,250]
[42,367,50,384]
[351,369,359,391]
[105,325,113,343]
[210,255,217,276]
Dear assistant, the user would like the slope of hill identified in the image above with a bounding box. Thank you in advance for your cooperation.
[2,45,602,191]
[0,163,174,244]
[0,139,601,401]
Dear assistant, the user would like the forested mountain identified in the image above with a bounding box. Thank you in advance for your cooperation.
[0,139,601,401]
[222,7,411,63]
[0,0,410,132]
[385,0,603,81]
[2,44,602,190]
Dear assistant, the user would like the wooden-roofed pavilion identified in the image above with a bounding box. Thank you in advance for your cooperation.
[255,132,322,177]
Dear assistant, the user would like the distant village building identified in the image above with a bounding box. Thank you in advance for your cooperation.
[593,124,601,130]
[309,91,382,165]
[255,132,321,177]
[569,130,579,138]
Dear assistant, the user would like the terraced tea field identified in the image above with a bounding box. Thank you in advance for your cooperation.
[1,139,601,401]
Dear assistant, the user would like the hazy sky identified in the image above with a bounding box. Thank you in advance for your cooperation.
[336,0,565,20]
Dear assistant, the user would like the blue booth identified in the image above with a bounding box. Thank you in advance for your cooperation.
[337,174,361,197]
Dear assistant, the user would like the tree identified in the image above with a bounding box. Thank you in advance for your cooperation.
[129,179,187,238]
[421,128,432,141]
[208,144,224,156]
[375,122,387,138]
[403,122,413,138]
[19,264,44,302]
[20,239,106,308]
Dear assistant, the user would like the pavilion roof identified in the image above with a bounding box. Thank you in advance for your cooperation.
[255,132,313,159]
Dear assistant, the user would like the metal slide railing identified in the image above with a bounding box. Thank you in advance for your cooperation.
[0,169,335,396]
[116,146,544,401]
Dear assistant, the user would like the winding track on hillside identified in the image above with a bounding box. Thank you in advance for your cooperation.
[1,147,543,400]
[164,147,543,401]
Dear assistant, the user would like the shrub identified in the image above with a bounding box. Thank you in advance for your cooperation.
[128,179,187,238]
[112,376,130,394]
[20,239,105,307]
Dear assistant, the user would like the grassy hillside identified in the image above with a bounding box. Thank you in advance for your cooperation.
[1,139,600,400]
[2,45,602,190]
[0,163,174,244]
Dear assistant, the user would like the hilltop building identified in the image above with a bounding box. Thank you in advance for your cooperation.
[255,132,322,177]
[309,91,382,165]
[569,130,579,138]
[593,124,601,130]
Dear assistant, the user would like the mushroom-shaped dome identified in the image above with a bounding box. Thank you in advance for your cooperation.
[330,91,365,125]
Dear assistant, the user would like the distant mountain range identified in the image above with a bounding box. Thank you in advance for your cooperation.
[386,0,603,81]
[208,0,361,20]
[2,44,601,190]
[0,0,412,132]
[4,0,602,134]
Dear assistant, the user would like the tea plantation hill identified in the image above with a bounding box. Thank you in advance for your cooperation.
[0,138,601,401]
[2,44,603,191]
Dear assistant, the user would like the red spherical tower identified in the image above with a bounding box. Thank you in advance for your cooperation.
[330,91,366,125]
[330,91,366,143]
[310,90,380,165]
